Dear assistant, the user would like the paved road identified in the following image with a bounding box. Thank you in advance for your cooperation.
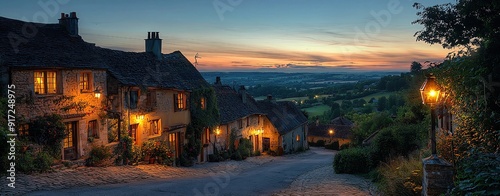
[28,148,370,196]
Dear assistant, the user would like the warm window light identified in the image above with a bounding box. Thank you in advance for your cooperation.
[215,127,221,136]
[329,129,333,135]
[136,114,144,120]
[420,73,441,106]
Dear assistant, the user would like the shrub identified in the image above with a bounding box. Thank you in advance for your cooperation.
[236,138,252,160]
[254,150,261,156]
[114,135,133,165]
[452,152,500,195]
[28,114,66,157]
[86,145,112,167]
[208,154,220,162]
[315,140,325,147]
[33,151,54,172]
[325,141,339,150]
[333,147,371,174]
[17,151,35,174]
[377,152,423,196]
[339,143,350,150]
[231,150,242,161]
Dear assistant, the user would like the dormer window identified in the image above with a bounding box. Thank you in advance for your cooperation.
[34,71,58,94]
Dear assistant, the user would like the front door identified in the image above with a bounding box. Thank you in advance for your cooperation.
[63,121,78,160]
[263,137,270,152]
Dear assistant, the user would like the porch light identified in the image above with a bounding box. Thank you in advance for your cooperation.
[215,127,221,136]
[94,87,101,98]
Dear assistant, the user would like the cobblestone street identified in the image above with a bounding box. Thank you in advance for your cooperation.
[1,148,375,195]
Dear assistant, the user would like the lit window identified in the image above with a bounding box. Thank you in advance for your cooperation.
[88,120,99,139]
[200,97,206,110]
[79,72,92,92]
[174,93,185,111]
[296,135,300,142]
[34,71,57,94]
[150,119,160,136]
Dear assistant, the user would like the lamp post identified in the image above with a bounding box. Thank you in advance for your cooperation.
[329,129,334,143]
[420,73,441,157]
[214,127,221,153]
[420,73,454,195]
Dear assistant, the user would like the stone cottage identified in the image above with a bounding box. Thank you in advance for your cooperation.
[211,77,265,157]
[0,13,109,160]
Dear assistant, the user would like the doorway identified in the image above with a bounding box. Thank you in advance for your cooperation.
[63,121,78,160]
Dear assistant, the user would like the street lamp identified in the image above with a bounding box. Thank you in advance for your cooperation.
[329,129,334,143]
[214,127,221,153]
[420,73,441,156]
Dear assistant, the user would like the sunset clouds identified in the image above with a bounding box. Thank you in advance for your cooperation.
[1,0,454,72]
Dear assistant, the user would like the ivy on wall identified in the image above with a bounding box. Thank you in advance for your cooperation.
[181,87,220,166]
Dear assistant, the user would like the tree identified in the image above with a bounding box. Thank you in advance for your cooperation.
[410,61,422,73]
[377,96,387,111]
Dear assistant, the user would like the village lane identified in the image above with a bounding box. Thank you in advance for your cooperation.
[26,147,374,196]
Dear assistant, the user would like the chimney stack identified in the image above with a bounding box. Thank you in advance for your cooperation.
[215,76,222,85]
[59,12,79,36]
[239,85,247,104]
[145,32,162,60]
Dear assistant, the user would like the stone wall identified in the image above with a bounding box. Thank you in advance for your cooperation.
[422,156,454,195]
[11,69,108,159]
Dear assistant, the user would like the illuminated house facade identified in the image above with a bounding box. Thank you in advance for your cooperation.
[212,78,308,156]
[211,78,265,158]
[0,13,109,160]
[0,13,210,161]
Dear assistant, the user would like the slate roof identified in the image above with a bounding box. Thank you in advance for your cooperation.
[0,16,107,69]
[308,123,352,139]
[330,116,354,126]
[0,16,208,90]
[257,100,308,135]
[213,85,262,124]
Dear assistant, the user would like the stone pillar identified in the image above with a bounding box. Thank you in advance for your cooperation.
[422,155,454,195]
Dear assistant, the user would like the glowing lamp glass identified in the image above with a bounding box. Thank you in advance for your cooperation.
[420,74,441,105]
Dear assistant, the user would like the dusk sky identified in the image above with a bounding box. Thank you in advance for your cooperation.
[1,0,455,72]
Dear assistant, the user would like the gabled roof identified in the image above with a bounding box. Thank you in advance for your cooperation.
[0,17,107,69]
[213,85,262,124]
[308,123,352,139]
[103,49,209,90]
[257,100,308,135]
[330,116,354,126]
[0,16,208,90]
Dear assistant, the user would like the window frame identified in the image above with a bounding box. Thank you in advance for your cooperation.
[238,119,243,129]
[200,97,206,110]
[79,72,93,93]
[150,119,160,136]
[88,120,99,139]
[174,92,186,112]
[34,70,58,95]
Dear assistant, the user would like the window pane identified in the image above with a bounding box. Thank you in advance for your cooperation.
[34,72,45,94]
[80,73,90,90]
[46,71,57,94]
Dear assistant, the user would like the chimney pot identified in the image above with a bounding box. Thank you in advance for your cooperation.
[145,31,162,60]
[267,94,273,101]
[70,12,77,18]
[156,32,160,39]
[60,13,65,19]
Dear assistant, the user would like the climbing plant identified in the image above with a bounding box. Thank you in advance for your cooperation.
[181,87,220,166]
